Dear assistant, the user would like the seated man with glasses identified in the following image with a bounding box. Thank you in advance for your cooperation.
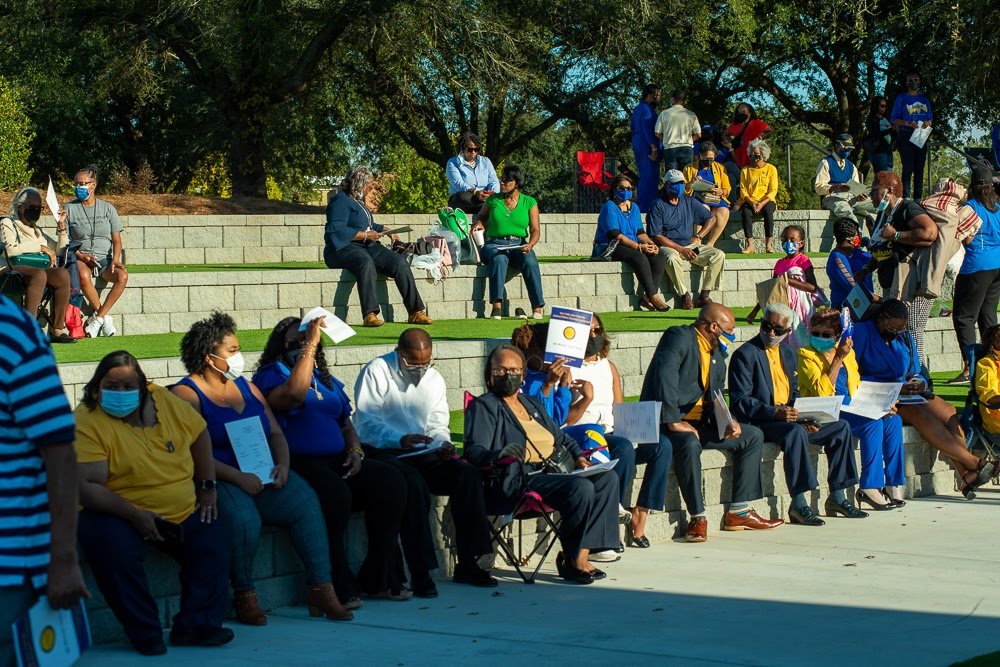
[445,132,501,215]
[640,302,781,543]
[353,328,496,593]
[728,302,866,526]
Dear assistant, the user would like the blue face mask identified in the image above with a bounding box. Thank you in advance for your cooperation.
[877,198,889,213]
[718,329,737,353]
[669,183,685,198]
[782,240,799,255]
[100,389,140,418]
[837,149,851,160]
[810,335,838,353]
[74,185,90,201]
[616,189,633,202]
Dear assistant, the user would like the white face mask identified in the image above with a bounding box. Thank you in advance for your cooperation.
[211,352,245,381]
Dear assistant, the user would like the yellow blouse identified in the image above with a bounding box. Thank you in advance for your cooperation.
[974,354,1000,434]
[739,163,779,203]
[766,346,790,405]
[797,346,860,398]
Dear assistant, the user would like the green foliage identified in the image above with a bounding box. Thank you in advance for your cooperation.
[375,142,449,214]
[0,76,34,189]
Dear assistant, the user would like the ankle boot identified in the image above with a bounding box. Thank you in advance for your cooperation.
[306,583,353,621]
[233,589,267,625]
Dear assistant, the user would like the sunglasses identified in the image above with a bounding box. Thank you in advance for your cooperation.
[615,186,633,192]
[761,322,790,336]
[20,205,42,215]
[464,146,480,153]
[810,331,838,339]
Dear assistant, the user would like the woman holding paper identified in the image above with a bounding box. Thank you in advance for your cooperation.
[797,308,904,510]
[254,316,409,606]
[852,300,996,499]
[172,312,354,625]
[74,352,233,655]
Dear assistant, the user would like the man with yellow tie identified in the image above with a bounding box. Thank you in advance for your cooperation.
[728,303,867,527]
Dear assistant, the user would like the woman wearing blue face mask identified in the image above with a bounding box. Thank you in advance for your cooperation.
[592,174,670,311]
[252,316,409,607]
[853,300,996,499]
[171,312,354,625]
[74,351,233,655]
[798,309,905,511]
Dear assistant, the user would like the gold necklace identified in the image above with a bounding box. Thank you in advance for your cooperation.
[311,376,324,401]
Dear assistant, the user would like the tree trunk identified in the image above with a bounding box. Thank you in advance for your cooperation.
[227,102,269,199]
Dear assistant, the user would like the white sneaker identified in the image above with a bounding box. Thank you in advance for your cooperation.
[84,316,104,338]
[589,549,621,563]
[100,314,116,336]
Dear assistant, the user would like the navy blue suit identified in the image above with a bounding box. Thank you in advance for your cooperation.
[728,335,859,497]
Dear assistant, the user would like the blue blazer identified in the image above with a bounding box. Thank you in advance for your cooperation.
[728,335,798,424]
[640,325,727,429]
[851,319,926,384]
[324,191,384,254]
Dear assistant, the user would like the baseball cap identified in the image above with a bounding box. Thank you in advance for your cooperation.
[835,133,855,150]
[662,169,686,185]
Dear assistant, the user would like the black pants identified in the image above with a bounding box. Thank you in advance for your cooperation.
[953,267,1000,364]
[324,241,425,317]
[370,452,493,580]
[666,422,765,516]
[756,420,859,497]
[526,470,620,560]
[611,243,667,298]
[740,201,776,239]
[899,139,928,199]
[291,453,407,599]
[448,191,484,216]
[77,509,230,647]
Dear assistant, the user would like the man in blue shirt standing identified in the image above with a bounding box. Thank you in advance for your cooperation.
[445,132,500,215]
[630,84,661,213]
[890,71,933,199]
[646,170,726,309]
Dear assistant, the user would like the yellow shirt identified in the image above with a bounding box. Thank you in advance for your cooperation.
[797,347,860,398]
[766,345,791,406]
[74,384,208,523]
[519,415,556,462]
[682,161,732,205]
[739,163,779,203]
[684,330,713,422]
[975,354,1000,434]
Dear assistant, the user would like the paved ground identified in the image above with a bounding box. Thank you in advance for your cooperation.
[80,489,1000,666]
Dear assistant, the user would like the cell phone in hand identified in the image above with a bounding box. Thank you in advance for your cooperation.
[154,517,184,543]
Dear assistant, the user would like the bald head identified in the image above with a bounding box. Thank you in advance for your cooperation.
[398,328,432,352]
[699,302,734,328]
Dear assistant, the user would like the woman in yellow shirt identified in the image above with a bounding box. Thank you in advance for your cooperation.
[736,139,779,253]
[74,352,233,656]
[797,309,905,511]
[975,324,1000,434]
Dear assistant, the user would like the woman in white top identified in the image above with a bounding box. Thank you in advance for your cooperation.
[567,314,671,548]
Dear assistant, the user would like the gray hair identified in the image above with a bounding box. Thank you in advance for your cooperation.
[763,302,794,324]
[340,166,374,200]
[748,138,771,162]
[9,187,41,221]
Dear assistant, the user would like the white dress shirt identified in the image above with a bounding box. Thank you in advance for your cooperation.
[353,350,451,448]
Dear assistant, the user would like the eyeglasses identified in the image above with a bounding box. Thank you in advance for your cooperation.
[399,355,434,371]
[490,367,523,377]
[761,322,790,336]
[74,180,95,187]
[615,186,633,192]
[20,205,42,216]
[810,331,838,339]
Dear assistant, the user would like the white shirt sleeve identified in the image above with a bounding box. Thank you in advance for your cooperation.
[353,360,407,448]
[814,158,833,196]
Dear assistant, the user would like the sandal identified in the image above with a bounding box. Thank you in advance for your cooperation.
[946,372,971,385]
[365,586,412,601]
[959,459,996,499]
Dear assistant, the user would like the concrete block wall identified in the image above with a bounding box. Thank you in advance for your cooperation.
[95,209,837,265]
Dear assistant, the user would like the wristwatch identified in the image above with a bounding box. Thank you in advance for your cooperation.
[196,479,217,491]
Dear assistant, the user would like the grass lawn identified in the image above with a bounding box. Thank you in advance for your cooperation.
[53,308,754,364]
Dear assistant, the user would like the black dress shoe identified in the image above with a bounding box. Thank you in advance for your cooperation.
[556,552,594,585]
[880,489,906,508]
[624,521,651,548]
[453,565,498,588]
[855,489,893,511]
[589,568,606,580]
[169,625,235,647]
[789,505,826,526]
[132,637,167,656]
[412,578,439,598]
[824,498,869,518]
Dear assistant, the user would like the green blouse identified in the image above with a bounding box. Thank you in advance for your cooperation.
[481,193,538,238]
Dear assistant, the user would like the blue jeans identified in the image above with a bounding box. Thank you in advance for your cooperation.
[870,151,893,172]
[898,139,928,199]
[216,470,332,590]
[607,435,672,510]
[479,238,545,308]
[842,411,905,489]
[662,146,694,173]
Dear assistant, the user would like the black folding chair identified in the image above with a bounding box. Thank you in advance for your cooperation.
[959,345,1000,497]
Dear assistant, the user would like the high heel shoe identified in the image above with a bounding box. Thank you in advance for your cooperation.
[881,488,906,508]
[306,583,354,621]
[855,489,893,511]
[960,459,996,499]
[624,520,650,548]
[555,552,594,585]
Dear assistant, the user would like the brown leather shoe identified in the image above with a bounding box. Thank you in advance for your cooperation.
[648,294,671,311]
[696,293,713,307]
[233,589,267,626]
[681,293,695,310]
[723,509,784,531]
[363,312,385,327]
[407,310,433,325]
[684,516,708,542]
[306,583,353,621]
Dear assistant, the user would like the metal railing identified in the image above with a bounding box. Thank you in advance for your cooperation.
[784,139,830,188]
[927,139,994,185]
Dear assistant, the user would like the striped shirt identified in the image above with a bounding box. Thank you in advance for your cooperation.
[0,295,75,589]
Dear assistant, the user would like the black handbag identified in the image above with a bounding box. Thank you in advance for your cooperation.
[590,238,619,262]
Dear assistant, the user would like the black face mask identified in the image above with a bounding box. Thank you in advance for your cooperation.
[699,159,712,168]
[20,206,41,223]
[750,153,763,163]
[491,374,522,397]
[734,112,749,123]
[586,335,605,357]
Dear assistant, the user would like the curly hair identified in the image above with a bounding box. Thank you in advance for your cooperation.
[81,350,151,412]
[809,308,843,337]
[833,218,860,243]
[340,166,374,200]
[876,298,909,321]
[180,311,237,374]
[257,317,336,390]
[874,171,903,197]
[589,313,612,358]
[748,138,770,162]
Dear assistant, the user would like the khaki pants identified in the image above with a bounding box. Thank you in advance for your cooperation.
[660,244,725,296]
[822,193,875,225]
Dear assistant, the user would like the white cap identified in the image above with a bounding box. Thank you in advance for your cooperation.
[662,169,685,185]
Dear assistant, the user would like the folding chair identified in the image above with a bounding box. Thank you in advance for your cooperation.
[0,238,57,328]
[573,152,616,213]
[959,344,1000,496]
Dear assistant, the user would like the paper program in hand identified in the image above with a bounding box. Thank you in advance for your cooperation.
[299,307,356,344]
